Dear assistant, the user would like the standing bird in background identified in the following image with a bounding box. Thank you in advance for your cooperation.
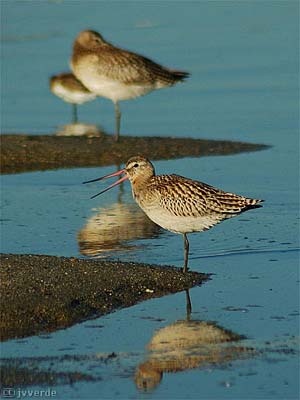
[50,72,96,123]
[83,156,263,273]
[71,30,189,141]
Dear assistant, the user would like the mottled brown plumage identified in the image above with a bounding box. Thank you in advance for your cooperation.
[84,156,263,272]
[71,30,189,140]
[142,174,259,217]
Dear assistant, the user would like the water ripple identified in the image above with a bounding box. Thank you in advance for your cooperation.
[193,246,300,260]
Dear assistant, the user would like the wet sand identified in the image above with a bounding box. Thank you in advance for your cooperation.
[0,134,268,174]
[0,254,209,341]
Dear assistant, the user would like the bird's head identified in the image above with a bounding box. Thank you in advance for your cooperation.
[82,155,155,199]
[125,156,155,184]
[74,30,106,49]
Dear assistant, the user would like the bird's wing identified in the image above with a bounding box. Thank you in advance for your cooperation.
[151,175,209,217]
[152,175,259,217]
[92,48,188,85]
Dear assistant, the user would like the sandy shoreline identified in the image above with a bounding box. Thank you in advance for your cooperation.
[0,133,268,174]
[0,254,209,341]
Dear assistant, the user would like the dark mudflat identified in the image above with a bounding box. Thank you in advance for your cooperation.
[0,254,209,341]
[0,134,268,174]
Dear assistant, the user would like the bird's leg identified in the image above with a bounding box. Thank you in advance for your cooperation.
[114,101,121,142]
[183,233,189,273]
[185,289,192,320]
[72,104,78,124]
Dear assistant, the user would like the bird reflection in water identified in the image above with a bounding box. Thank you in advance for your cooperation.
[78,175,161,257]
[134,290,254,392]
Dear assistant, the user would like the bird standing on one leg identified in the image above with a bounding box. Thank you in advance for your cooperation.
[49,72,96,123]
[71,30,189,141]
[83,156,263,272]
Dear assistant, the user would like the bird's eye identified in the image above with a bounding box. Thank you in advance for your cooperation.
[133,163,139,168]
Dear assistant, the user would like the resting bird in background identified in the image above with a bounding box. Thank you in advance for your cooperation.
[83,156,263,273]
[71,30,189,141]
[50,72,96,123]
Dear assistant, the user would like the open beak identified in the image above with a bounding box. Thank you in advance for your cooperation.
[83,169,128,199]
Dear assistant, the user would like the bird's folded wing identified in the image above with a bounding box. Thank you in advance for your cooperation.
[91,49,186,85]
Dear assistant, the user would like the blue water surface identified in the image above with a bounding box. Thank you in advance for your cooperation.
[1,1,299,399]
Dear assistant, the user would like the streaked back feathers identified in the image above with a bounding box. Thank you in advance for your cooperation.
[125,156,263,220]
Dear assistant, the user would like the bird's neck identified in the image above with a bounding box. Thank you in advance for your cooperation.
[130,174,153,197]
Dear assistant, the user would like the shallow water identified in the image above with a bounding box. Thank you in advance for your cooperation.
[1,1,299,399]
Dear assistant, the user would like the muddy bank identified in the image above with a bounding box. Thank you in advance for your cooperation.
[0,254,209,341]
[0,134,268,174]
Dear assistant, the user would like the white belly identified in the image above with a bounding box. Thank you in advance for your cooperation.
[52,82,96,104]
[93,78,154,101]
[142,207,221,234]
[73,71,155,102]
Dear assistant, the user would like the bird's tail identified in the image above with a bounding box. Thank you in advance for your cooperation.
[244,198,264,211]
[170,70,190,82]
[212,194,264,215]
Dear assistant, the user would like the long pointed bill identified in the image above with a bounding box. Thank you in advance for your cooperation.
[82,168,128,199]
[90,175,128,199]
[83,169,125,184]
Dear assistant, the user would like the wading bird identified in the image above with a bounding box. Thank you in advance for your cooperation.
[50,72,96,123]
[83,156,263,272]
[71,30,189,141]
